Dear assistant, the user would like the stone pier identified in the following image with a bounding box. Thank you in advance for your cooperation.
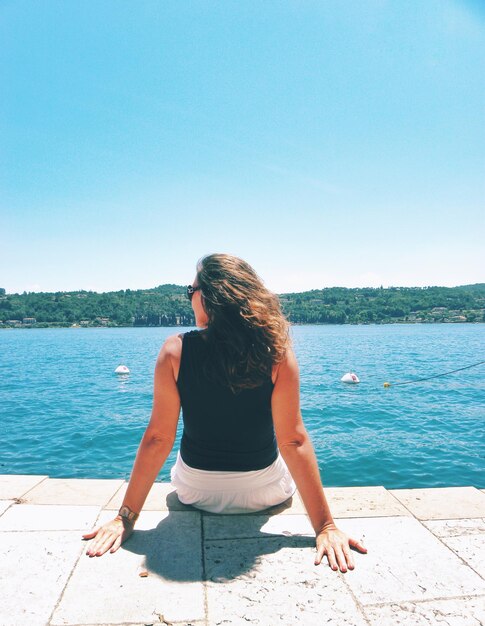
[1,475,484,625]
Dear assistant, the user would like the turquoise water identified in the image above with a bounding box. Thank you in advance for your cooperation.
[0,324,483,488]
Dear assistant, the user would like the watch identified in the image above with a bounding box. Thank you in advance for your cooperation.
[117,505,139,524]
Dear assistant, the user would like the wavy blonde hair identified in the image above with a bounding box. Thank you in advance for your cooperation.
[196,253,290,393]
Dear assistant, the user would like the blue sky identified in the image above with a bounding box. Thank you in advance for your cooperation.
[1,0,484,294]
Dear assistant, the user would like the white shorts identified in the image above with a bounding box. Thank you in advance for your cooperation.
[170,450,297,514]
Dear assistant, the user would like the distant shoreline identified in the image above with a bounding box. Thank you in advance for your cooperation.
[1,283,484,327]
[1,320,484,330]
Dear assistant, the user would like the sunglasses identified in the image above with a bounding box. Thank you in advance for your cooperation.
[186,285,201,301]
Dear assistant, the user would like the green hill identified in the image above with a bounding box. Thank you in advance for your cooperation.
[0,284,484,328]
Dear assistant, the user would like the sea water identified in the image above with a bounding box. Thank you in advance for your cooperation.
[0,324,483,488]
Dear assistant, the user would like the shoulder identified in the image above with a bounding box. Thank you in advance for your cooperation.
[162,330,206,380]
[157,333,183,367]
[272,345,299,384]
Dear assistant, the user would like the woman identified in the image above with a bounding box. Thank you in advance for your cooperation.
[83,254,367,572]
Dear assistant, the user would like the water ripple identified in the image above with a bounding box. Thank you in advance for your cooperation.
[0,324,483,487]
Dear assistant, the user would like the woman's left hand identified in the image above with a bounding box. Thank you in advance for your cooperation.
[315,523,368,572]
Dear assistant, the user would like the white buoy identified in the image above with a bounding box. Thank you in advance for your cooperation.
[115,365,130,375]
[341,372,360,384]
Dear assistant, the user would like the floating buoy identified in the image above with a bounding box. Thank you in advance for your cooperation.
[341,372,360,384]
[115,365,130,375]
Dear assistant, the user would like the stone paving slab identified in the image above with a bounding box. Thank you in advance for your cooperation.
[0,504,101,531]
[422,517,485,538]
[203,487,412,539]
[420,519,485,578]
[23,478,125,506]
[52,511,205,625]
[204,535,368,625]
[331,517,485,605]
[0,500,13,516]
[0,474,48,499]
[204,512,315,540]
[104,481,196,511]
[0,530,85,626]
[325,485,412,517]
[388,486,485,519]
[364,596,485,625]
[436,533,485,579]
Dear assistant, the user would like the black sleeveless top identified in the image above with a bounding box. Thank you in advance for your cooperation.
[176,330,278,471]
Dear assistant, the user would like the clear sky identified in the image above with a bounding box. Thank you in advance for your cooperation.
[1,0,484,294]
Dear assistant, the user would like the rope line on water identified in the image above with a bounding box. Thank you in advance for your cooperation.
[383,359,485,387]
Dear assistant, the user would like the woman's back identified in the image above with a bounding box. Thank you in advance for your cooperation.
[176,330,278,471]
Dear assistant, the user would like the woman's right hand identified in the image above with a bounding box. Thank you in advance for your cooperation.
[82,517,134,557]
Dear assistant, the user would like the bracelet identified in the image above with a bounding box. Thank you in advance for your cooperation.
[117,505,139,524]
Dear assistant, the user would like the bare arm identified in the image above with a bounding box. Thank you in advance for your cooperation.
[120,334,182,514]
[83,334,182,556]
[272,346,367,571]
[272,347,335,533]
